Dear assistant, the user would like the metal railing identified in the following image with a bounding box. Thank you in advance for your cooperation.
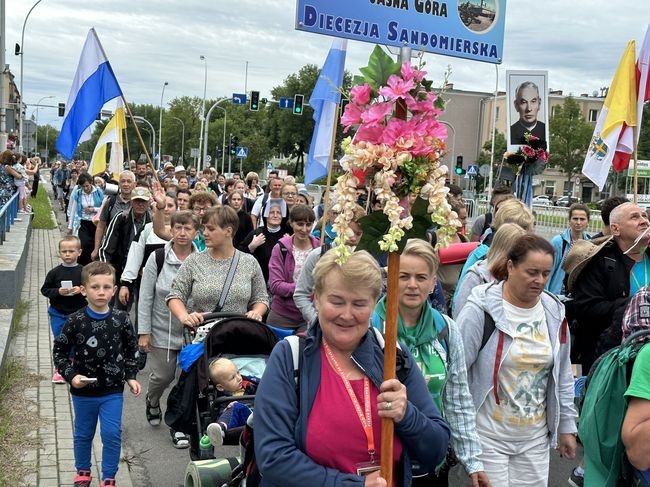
[468,200,603,239]
[0,192,19,245]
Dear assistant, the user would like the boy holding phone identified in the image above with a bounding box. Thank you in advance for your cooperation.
[40,235,87,383]
[53,261,141,487]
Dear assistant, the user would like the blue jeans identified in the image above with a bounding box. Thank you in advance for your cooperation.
[72,393,123,480]
[48,306,68,338]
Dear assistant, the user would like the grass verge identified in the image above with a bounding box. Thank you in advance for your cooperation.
[29,184,56,230]
[0,304,44,486]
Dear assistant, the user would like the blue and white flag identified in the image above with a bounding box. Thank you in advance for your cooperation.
[56,29,123,159]
[305,39,347,185]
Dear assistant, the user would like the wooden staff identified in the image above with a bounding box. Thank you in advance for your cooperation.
[121,96,157,177]
[318,103,341,248]
[380,92,408,487]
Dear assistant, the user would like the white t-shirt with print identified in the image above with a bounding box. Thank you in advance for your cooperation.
[476,299,553,441]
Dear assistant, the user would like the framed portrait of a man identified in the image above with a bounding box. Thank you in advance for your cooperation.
[506,70,549,151]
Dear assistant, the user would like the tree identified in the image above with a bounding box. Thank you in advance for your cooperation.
[268,64,352,179]
[548,96,594,182]
[473,131,506,192]
[35,124,59,162]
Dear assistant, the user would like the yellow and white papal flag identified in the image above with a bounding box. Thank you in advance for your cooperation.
[582,41,638,190]
[88,98,126,178]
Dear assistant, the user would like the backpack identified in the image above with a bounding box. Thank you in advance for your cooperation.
[579,326,650,487]
[480,212,492,238]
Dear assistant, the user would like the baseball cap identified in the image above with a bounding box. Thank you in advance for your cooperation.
[175,165,186,173]
[131,187,152,201]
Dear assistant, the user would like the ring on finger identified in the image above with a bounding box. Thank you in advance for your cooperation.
[386,401,392,410]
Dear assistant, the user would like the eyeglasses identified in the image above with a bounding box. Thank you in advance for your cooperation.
[282,192,297,197]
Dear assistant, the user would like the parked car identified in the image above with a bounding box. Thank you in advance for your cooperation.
[556,196,581,207]
[532,195,552,207]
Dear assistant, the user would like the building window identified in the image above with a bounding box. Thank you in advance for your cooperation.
[589,109,598,122]
[495,106,500,120]
[551,105,558,117]
[545,181,555,197]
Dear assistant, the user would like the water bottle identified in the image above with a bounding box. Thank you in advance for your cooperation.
[199,434,213,460]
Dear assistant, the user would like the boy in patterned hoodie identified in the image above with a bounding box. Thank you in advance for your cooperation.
[53,261,141,487]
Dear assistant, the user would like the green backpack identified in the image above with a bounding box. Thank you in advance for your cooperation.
[579,329,650,487]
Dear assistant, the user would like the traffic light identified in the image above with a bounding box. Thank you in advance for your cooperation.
[216,145,223,158]
[455,155,465,175]
[293,94,304,115]
[229,135,239,156]
[58,103,65,117]
[250,91,260,111]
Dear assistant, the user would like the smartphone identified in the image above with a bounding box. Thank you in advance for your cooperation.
[61,280,73,289]
[80,377,97,383]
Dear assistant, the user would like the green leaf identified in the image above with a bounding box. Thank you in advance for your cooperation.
[355,197,433,255]
[352,75,366,87]
[355,210,391,256]
[404,197,434,247]
[359,45,401,91]
[434,96,445,110]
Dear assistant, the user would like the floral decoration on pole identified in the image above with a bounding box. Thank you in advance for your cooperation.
[504,132,549,207]
[331,46,459,263]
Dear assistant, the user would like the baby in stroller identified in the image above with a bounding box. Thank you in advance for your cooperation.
[206,358,258,447]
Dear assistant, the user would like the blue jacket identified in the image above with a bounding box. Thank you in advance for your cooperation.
[254,324,450,486]
[546,228,590,295]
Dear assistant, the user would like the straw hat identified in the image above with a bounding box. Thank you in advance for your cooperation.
[562,235,613,293]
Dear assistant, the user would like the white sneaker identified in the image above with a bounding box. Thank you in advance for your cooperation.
[206,422,225,447]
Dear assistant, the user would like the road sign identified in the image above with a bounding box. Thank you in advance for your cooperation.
[467,165,478,175]
[479,165,491,177]
[232,93,247,105]
[236,147,248,158]
[279,97,294,109]
[190,148,199,158]
[295,0,506,64]
[574,176,581,186]
[205,155,212,163]
[267,162,273,170]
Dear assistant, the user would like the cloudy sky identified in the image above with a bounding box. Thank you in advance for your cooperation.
[5,0,649,129]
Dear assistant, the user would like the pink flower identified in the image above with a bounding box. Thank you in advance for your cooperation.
[378,74,416,101]
[356,124,385,145]
[537,149,549,162]
[341,103,363,132]
[522,145,536,158]
[360,102,393,126]
[400,62,426,83]
[350,83,372,105]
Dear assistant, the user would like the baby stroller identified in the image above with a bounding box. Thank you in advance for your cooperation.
[165,312,278,463]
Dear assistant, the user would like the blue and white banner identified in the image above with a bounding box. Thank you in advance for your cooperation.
[305,39,347,185]
[56,28,123,159]
[295,0,506,64]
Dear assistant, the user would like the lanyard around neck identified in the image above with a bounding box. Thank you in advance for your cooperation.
[322,340,375,462]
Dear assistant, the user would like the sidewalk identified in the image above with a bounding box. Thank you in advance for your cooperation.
[9,213,133,485]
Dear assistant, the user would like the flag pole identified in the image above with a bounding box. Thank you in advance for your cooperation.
[318,103,341,248]
[121,96,156,176]
[633,124,639,204]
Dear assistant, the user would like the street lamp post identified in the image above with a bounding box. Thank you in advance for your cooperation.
[202,99,228,174]
[158,81,168,168]
[34,94,54,154]
[170,117,185,163]
[440,120,456,186]
[198,55,207,170]
[131,116,156,165]
[18,0,44,154]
